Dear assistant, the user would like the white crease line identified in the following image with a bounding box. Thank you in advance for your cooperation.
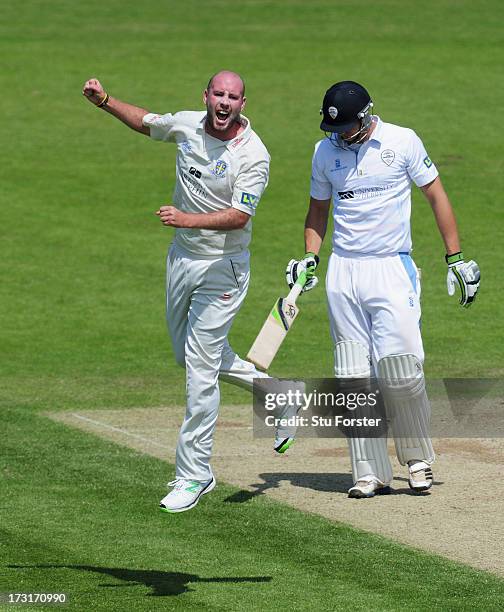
[71,413,258,456]
[71,413,171,450]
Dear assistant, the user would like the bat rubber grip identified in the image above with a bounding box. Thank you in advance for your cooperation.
[287,270,307,303]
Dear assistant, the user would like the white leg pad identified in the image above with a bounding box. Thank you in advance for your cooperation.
[335,341,392,485]
[377,354,435,466]
[334,340,372,377]
[347,436,393,484]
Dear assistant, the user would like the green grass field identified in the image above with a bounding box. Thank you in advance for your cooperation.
[1,0,504,609]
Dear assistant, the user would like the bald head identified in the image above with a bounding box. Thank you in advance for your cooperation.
[207,70,245,98]
[203,70,247,140]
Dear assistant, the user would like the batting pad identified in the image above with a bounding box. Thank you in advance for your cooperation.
[335,341,393,484]
[377,354,435,466]
[347,436,393,485]
[334,340,371,378]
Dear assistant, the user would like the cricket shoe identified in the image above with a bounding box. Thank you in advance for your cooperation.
[407,460,433,492]
[348,476,391,498]
[274,435,295,454]
[159,476,216,513]
[273,379,305,454]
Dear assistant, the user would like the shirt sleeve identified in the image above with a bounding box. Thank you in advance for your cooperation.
[310,143,332,200]
[231,156,270,216]
[406,130,439,187]
[142,112,177,142]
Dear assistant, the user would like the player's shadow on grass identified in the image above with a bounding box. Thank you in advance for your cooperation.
[224,472,353,503]
[8,565,271,597]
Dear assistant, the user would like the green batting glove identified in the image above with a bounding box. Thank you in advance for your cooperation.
[285,253,320,292]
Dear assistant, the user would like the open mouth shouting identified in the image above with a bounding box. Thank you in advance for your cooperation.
[203,73,246,139]
[214,108,231,127]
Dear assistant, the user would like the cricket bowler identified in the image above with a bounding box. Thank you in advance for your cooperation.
[83,71,294,513]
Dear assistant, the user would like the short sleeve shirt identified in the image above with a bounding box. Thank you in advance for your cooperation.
[143,111,270,257]
[310,117,438,255]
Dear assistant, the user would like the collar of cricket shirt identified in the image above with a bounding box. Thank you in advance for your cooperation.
[367,116,384,144]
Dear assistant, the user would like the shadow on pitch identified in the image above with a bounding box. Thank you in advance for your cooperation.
[8,565,271,596]
[390,475,443,496]
[224,473,442,502]
[224,472,354,503]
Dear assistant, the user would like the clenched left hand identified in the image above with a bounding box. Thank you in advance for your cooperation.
[156,206,188,228]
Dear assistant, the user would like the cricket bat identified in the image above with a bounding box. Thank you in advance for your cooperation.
[247,271,308,371]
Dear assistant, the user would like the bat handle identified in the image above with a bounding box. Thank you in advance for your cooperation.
[287,270,308,303]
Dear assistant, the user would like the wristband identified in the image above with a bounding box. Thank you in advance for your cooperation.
[445,252,464,265]
[96,93,109,108]
[305,252,320,265]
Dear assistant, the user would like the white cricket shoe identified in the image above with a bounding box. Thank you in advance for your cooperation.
[348,476,391,498]
[407,460,433,492]
[159,476,216,513]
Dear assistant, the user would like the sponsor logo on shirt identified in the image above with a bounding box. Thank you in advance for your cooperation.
[423,156,433,168]
[230,137,244,148]
[212,159,227,178]
[182,171,208,199]
[338,190,354,200]
[240,192,259,210]
[181,140,192,153]
[381,149,395,166]
[330,158,348,172]
[337,185,393,200]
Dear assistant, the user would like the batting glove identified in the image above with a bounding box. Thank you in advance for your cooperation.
[446,252,480,308]
[286,252,320,293]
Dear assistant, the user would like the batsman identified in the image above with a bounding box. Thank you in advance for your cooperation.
[287,81,480,498]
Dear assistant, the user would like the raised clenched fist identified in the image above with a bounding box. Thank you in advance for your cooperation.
[82,78,106,106]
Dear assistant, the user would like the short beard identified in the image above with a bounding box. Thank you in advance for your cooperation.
[206,107,241,132]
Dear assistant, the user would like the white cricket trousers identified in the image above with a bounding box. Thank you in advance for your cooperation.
[326,250,433,484]
[326,250,424,366]
[166,243,267,482]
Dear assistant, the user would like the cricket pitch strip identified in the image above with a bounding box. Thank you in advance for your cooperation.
[49,406,504,576]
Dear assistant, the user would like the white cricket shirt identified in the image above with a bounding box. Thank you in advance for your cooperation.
[143,110,270,257]
[310,117,439,255]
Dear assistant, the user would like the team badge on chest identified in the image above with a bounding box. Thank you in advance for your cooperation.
[381,149,395,166]
[213,159,227,178]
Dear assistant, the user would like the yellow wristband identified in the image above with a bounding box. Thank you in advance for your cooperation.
[96,93,109,108]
